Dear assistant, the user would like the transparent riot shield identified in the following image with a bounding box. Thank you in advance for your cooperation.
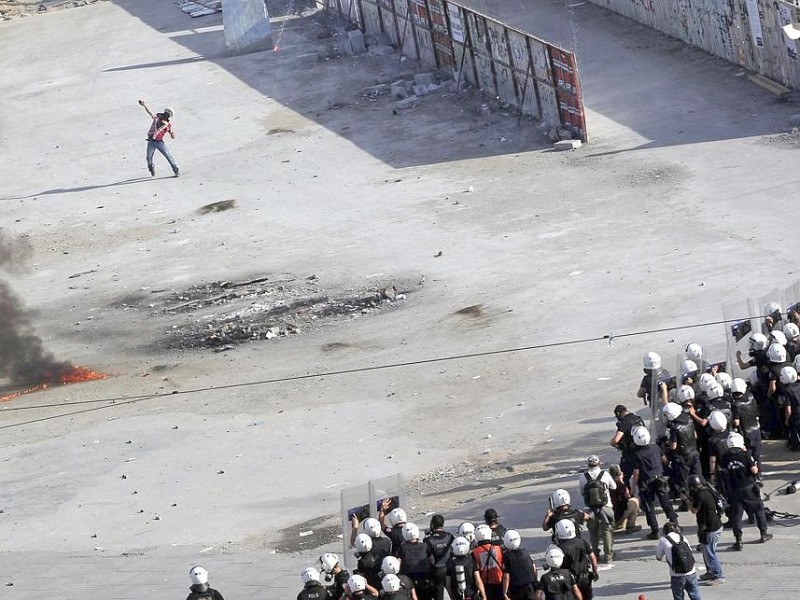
[341,483,370,569]
[648,358,674,440]
[703,342,729,376]
[723,299,754,379]
[369,474,404,523]
[782,280,800,330]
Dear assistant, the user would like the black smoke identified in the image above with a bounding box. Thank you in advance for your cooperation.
[0,232,73,387]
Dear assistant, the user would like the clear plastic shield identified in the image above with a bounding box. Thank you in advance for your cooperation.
[723,299,754,379]
[341,483,370,569]
[369,474,404,523]
[782,280,800,328]
[759,289,784,337]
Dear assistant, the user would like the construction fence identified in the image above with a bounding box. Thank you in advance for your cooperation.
[325,0,588,141]
[587,0,800,91]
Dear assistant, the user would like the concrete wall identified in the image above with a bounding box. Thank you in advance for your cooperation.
[222,0,273,53]
[587,0,800,90]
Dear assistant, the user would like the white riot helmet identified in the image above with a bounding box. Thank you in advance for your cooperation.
[765,301,782,319]
[643,352,661,370]
[726,432,746,450]
[780,365,798,385]
[708,410,727,432]
[632,425,651,446]
[354,533,373,554]
[381,556,401,575]
[189,566,208,585]
[545,546,565,568]
[676,384,695,404]
[474,524,492,543]
[386,507,407,527]
[680,359,699,376]
[382,574,401,593]
[361,517,382,539]
[768,343,787,364]
[319,553,339,573]
[555,519,576,540]
[550,489,571,508]
[685,343,704,363]
[457,522,476,542]
[784,323,800,340]
[698,373,716,393]
[731,378,747,395]
[795,354,800,371]
[706,382,724,400]
[401,522,420,542]
[750,333,769,351]
[503,529,522,550]
[715,372,732,390]
[301,567,320,584]
[348,574,367,593]
[451,536,471,556]
[771,330,788,346]
[662,402,683,422]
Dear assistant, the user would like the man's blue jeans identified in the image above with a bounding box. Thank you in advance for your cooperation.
[670,572,701,600]
[701,527,724,579]
[146,139,178,172]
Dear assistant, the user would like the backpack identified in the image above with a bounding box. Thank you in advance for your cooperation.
[705,484,729,517]
[665,534,695,574]
[583,471,609,509]
[543,570,572,600]
[474,544,504,585]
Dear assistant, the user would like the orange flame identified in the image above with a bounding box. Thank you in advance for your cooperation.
[0,365,109,402]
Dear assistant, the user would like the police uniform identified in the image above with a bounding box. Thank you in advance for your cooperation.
[633,443,678,533]
[535,568,578,600]
[298,582,332,600]
[616,411,645,485]
[186,584,225,600]
[669,412,702,489]
[556,537,594,600]
[502,547,536,600]
[720,447,769,544]
[543,507,587,542]
[780,379,800,450]
[732,391,762,470]
[445,554,478,600]
[424,529,454,600]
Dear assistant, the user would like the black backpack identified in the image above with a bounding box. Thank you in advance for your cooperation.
[705,484,729,517]
[583,471,609,509]
[665,534,695,574]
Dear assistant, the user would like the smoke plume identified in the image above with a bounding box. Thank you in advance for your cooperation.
[0,231,73,387]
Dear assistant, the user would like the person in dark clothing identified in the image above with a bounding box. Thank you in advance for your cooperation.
[554,520,597,600]
[721,432,772,550]
[424,515,454,600]
[534,546,583,600]
[501,530,537,600]
[399,523,434,600]
[608,464,640,533]
[542,489,589,542]
[730,377,763,470]
[382,557,418,600]
[631,424,679,540]
[354,533,385,590]
[610,404,647,487]
[686,476,724,584]
[320,553,351,600]
[299,568,333,600]
[779,365,800,450]
[383,508,408,558]
[446,536,484,600]
[664,402,702,496]
[186,566,225,600]
[484,508,508,546]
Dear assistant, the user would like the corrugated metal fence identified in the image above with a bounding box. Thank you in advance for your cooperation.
[587,0,800,90]
[326,0,588,141]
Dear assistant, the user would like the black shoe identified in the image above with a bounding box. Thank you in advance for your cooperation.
[173,168,180,177]
[731,541,743,551]
[760,533,773,543]
[647,530,659,540]
[148,165,155,176]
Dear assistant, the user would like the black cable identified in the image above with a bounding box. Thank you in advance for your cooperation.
[0,311,774,428]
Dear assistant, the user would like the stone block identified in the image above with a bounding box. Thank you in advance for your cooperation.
[414,72,435,86]
[554,140,582,151]
[347,29,366,54]
[393,96,420,110]
[412,84,429,96]
[391,81,408,99]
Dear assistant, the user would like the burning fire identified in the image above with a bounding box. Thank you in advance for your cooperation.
[0,365,109,402]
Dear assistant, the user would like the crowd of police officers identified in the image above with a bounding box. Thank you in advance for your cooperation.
[186,310,800,600]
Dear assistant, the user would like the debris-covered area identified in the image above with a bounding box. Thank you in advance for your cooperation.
[132,275,412,351]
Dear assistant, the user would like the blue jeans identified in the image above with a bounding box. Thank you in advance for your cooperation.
[146,139,179,172]
[701,527,724,579]
[670,573,701,600]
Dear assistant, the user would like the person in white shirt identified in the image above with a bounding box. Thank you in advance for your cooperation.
[656,522,702,600]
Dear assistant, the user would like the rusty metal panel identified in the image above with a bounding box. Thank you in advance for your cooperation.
[428,0,455,69]
[550,47,587,141]
[528,37,552,84]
